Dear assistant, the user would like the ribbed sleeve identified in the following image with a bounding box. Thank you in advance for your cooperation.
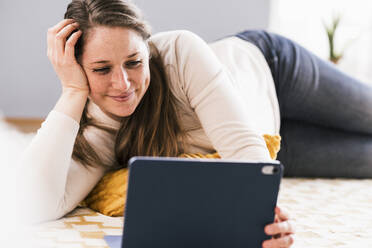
[172,31,272,161]
[16,110,105,224]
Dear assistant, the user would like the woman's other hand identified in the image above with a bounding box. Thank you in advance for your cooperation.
[262,206,295,248]
[47,19,89,94]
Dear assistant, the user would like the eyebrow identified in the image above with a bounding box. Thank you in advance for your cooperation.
[90,52,139,64]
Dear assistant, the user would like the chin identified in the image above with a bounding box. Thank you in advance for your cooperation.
[100,105,136,121]
[113,106,137,118]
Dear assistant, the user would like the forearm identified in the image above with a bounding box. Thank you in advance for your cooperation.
[54,88,89,123]
[16,110,80,224]
[16,18,94,223]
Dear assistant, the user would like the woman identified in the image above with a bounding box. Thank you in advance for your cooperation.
[18,0,372,246]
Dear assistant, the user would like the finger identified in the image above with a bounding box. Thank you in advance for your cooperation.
[275,206,290,221]
[55,22,80,57]
[47,31,54,59]
[65,30,82,59]
[265,220,295,235]
[274,214,280,223]
[262,234,294,248]
[48,20,77,59]
[48,19,75,34]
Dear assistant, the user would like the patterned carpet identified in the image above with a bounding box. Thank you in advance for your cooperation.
[21,208,122,248]
[3,120,372,247]
[20,178,372,248]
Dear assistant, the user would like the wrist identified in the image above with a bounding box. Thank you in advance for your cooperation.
[54,89,89,123]
[62,87,89,98]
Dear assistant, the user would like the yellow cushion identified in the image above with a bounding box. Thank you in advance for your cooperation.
[80,134,281,216]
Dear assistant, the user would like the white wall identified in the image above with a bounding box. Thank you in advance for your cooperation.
[0,0,271,118]
[269,0,372,85]
[0,0,71,118]
[135,0,271,42]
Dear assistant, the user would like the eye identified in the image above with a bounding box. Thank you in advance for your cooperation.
[125,60,142,68]
[92,67,110,74]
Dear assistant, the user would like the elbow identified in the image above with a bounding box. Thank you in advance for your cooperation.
[16,176,72,225]
[17,193,72,225]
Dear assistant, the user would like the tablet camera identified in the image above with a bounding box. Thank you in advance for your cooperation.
[262,165,279,175]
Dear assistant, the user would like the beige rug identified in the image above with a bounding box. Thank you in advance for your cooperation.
[19,178,372,248]
[4,119,372,247]
[278,178,372,247]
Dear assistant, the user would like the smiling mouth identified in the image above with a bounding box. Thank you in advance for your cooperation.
[109,91,135,102]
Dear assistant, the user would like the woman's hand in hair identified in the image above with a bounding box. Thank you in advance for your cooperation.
[47,19,89,94]
[262,206,295,248]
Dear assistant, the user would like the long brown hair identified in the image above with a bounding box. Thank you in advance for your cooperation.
[65,0,186,171]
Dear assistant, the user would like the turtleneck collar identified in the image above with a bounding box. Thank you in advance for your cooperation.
[86,100,121,130]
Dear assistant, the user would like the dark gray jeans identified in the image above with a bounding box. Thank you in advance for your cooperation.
[234,30,372,178]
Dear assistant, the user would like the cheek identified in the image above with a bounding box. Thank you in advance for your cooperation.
[142,64,151,86]
[130,67,150,88]
[87,75,108,95]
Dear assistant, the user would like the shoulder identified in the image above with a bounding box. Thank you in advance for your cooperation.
[149,30,224,101]
[149,30,210,61]
[150,29,204,46]
[149,30,221,70]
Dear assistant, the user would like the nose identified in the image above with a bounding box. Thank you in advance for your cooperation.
[112,67,130,91]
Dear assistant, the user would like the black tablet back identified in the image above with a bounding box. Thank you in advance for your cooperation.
[122,157,283,248]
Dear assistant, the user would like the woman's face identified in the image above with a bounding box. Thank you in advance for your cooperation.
[81,26,150,121]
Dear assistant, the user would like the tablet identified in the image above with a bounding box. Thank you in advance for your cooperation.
[121,156,283,248]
